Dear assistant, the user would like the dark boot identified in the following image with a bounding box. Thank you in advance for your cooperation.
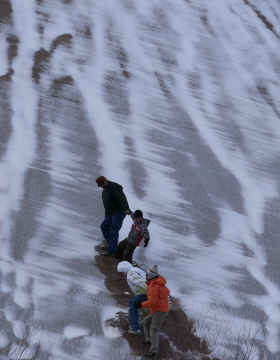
[142,340,151,345]
[115,238,128,259]
[144,351,157,358]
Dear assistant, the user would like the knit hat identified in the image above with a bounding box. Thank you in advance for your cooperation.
[96,176,107,187]
[133,210,143,218]
[146,265,159,280]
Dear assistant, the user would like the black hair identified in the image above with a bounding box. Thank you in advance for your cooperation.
[133,210,143,218]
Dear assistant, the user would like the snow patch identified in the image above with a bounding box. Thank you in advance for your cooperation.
[12,321,27,340]
[64,325,89,339]
[0,330,9,349]
[101,306,123,339]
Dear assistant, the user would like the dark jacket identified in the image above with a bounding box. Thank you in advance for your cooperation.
[127,215,150,247]
[102,181,129,216]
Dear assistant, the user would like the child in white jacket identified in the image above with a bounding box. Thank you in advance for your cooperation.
[117,261,147,335]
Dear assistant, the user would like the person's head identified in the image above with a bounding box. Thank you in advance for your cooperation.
[117,261,133,274]
[133,210,143,224]
[146,265,159,281]
[96,176,108,188]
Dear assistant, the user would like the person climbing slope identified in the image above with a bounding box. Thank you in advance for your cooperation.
[96,176,131,256]
[140,265,170,358]
[117,261,147,335]
[116,209,150,263]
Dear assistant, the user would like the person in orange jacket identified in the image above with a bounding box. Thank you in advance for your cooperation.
[140,265,170,358]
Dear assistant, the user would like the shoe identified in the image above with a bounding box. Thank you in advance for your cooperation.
[128,328,141,335]
[142,340,151,345]
[144,351,157,357]
[99,250,108,255]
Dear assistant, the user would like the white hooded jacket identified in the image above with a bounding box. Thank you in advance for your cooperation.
[117,261,147,295]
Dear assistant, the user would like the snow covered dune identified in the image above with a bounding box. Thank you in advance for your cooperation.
[0,0,279,358]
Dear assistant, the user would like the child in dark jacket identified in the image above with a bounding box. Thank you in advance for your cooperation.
[116,210,150,263]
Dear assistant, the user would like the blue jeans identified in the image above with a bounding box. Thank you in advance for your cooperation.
[129,294,147,331]
[101,212,125,254]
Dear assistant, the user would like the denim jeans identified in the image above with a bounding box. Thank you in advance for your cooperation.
[101,212,125,254]
[129,294,147,331]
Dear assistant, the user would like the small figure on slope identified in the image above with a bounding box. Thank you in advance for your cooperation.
[116,209,150,263]
[117,261,148,335]
[96,176,131,256]
[140,265,170,358]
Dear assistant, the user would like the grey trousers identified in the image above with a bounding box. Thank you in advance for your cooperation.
[142,311,168,353]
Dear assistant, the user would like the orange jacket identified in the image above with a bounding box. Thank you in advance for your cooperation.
[141,276,170,313]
